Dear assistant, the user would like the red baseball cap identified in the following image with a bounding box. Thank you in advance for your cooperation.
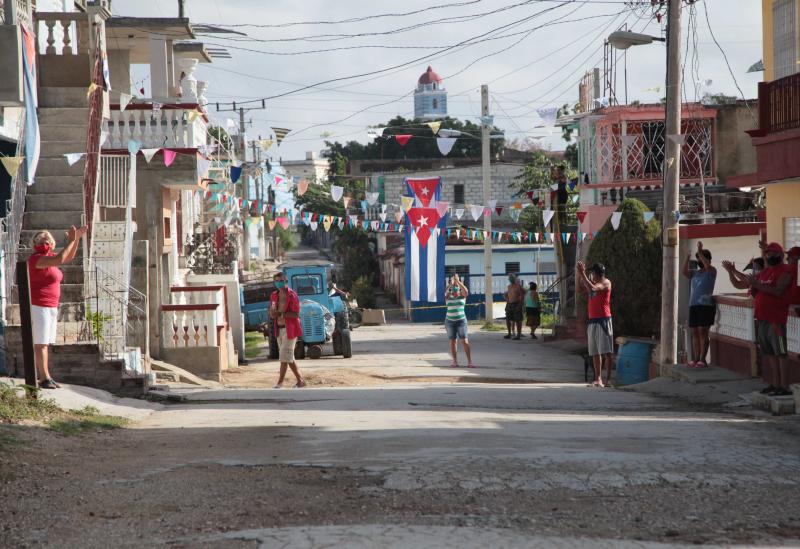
[788,246,800,258]
[765,242,784,255]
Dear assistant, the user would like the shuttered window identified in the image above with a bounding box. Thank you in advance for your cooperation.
[773,0,798,80]
[785,217,800,248]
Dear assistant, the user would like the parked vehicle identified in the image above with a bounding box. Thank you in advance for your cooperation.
[241,281,275,330]
[264,260,354,360]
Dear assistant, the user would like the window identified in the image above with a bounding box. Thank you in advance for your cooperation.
[505,262,521,274]
[453,184,465,204]
[445,265,470,277]
[432,98,438,109]
[242,286,272,305]
[292,274,323,295]
[773,0,798,79]
[641,121,665,178]
[786,217,800,249]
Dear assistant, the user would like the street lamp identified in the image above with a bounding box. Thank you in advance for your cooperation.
[608,0,683,368]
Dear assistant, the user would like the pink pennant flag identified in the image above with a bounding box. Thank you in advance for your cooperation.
[435,201,449,217]
[394,211,403,223]
[163,149,177,167]
[277,217,289,229]
[297,180,309,196]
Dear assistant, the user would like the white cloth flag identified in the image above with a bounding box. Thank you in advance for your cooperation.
[470,204,483,221]
[510,208,521,222]
[454,208,464,220]
[141,148,159,163]
[621,135,638,147]
[542,209,555,227]
[64,153,84,166]
[310,221,319,231]
[436,137,457,156]
[611,211,622,230]
[536,107,559,127]
[668,134,686,145]
[366,192,379,205]
[380,212,387,222]
[119,92,132,111]
[330,185,344,202]
[487,199,497,210]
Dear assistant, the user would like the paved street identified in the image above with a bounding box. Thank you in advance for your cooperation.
[3,324,800,548]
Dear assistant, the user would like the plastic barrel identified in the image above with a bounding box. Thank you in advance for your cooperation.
[615,341,653,386]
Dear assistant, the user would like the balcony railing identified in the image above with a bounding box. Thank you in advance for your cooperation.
[758,73,800,134]
[104,104,208,150]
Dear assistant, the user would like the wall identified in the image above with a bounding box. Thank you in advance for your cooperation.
[715,103,758,184]
[186,273,245,364]
[445,245,556,275]
[765,180,800,245]
[163,346,223,381]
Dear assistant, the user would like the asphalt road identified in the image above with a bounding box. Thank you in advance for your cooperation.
[3,324,800,548]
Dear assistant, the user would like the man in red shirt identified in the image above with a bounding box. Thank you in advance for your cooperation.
[270,272,306,388]
[723,242,792,395]
[576,261,613,387]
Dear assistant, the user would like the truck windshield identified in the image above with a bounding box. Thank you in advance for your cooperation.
[292,274,323,295]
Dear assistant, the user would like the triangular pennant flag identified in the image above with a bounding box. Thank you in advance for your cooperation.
[380,212,387,223]
[674,211,682,223]
[349,215,358,226]
[297,180,309,196]
[525,190,535,202]
[371,220,380,231]
[394,211,403,223]
[550,183,559,191]
[323,216,333,232]
[330,185,344,202]
[510,208,521,222]
[119,92,132,111]
[576,211,588,224]
[435,201,449,217]
[426,121,442,134]
[277,217,289,229]
[64,153,84,166]
[436,137,457,156]
[395,134,412,146]
[570,194,579,204]
[621,134,638,147]
[666,158,675,168]
[470,204,483,221]
[360,200,368,212]
[483,207,491,217]
[401,196,415,212]
[454,208,464,220]
[127,140,141,155]
[310,221,318,231]
[610,211,622,230]
[343,196,352,208]
[668,134,686,145]
[338,220,345,230]
[487,199,497,210]
[259,139,273,150]
[230,165,243,183]
[141,148,159,163]
[162,149,177,167]
[366,192,379,205]
[643,211,655,223]
[196,157,211,180]
[100,131,109,147]
[187,110,201,123]
[495,206,504,216]
[542,209,555,227]
[0,156,24,177]
[272,127,291,145]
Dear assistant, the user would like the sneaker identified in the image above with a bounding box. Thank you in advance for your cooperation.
[503,335,512,339]
[39,379,59,389]
[531,334,538,340]
[759,385,776,395]
[513,335,521,340]
[273,383,284,389]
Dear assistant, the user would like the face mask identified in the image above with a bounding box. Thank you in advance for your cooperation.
[766,256,782,266]
[275,281,286,289]
[508,277,515,283]
[34,243,51,254]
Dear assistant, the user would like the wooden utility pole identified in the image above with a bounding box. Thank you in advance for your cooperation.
[659,0,683,366]
[481,84,493,323]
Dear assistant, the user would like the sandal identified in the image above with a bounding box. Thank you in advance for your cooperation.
[467,363,475,369]
[759,385,776,395]
[39,379,59,389]
[273,383,284,389]
[450,362,459,368]
[695,361,708,368]
[293,381,307,389]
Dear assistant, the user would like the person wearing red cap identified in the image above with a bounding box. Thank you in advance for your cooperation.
[723,242,793,395]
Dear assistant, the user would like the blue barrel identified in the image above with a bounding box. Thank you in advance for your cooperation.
[616,341,653,386]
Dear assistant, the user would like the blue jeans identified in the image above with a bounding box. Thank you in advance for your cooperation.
[445,318,468,340]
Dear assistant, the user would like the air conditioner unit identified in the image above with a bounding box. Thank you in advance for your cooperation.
[0,24,23,107]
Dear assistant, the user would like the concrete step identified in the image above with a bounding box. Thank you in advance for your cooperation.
[661,363,749,384]
[10,283,84,305]
[26,192,84,212]
[19,230,89,253]
[40,125,89,142]
[36,156,85,177]
[23,210,84,231]
[752,391,795,415]
[39,141,89,158]
[26,175,83,194]
[38,107,90,126]
[5,302,86,325]
[39,87,92,108]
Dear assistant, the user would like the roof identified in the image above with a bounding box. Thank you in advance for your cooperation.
[173,42,212,63]
[107,16,194,38]
[418,66,443,85]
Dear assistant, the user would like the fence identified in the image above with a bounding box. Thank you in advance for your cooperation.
[104,104,208,150]
[758,73,800,134]
[0,107,27,323]
[97,154,133,208]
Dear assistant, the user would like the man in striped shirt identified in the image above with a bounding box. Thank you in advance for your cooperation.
[445,273,474,368]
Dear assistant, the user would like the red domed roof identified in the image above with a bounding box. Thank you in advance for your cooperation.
[418,66,443,85]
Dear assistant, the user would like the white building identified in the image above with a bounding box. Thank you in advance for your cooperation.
[282,151,329,184]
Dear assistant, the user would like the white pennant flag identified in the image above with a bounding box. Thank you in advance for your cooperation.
[610,211,622,230]
[470,204,483,221]
[141,148,159,163]
[436,137,457,156]
[454,208,464,220]
[542,209,555,227]
[487,199,497,210]
[100,131,109,147]
[668,134,686,145]
[330,185,344,202]
[380,212,387,222]
[510,208,522,222]
[621,134,638,147]
[371,220,380,231]
[63,153,84,166]
[366,192,379,205]
[119,92,132,111]
[310,221,319,231]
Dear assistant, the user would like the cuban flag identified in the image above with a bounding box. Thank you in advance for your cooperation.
[405,177,446,302]
[21,27,40,185]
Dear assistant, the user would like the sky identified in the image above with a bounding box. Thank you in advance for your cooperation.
[110,0,764,162]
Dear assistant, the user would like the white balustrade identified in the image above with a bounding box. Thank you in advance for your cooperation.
[104,106,208,150]
[162,306,220,348]
[711,299,755,342]
[788,314,800,355]
[35,12,84,56]
[466,273,557,296]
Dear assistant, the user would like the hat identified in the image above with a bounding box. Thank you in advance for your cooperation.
[765,242,784,255]
[787,246,800,258]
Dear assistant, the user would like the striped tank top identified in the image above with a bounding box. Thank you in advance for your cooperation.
[446,296,466,321]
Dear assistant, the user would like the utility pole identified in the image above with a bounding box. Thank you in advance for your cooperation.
[659,0,683,367]
[250,138,265,260]
[215,100,266,270]
[481,84,493,324]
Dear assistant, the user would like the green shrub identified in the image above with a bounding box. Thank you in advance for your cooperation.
[583,198,662,337]
[351,275,376,309]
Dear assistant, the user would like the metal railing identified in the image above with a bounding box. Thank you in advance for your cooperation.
[0,108,27,323]
[758,73,800,134]
[97,154,132,208]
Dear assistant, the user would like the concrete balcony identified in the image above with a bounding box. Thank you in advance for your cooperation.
[103,102,208,150]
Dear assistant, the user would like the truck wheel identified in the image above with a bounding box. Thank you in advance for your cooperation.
[335,311,349,331]
[308,345,323,359]
[341,329,352,358]
[332,332,343,355]
[268,334,279,360]
[294,339,306,360]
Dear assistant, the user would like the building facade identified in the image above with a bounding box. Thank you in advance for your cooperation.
[413,66,447,120]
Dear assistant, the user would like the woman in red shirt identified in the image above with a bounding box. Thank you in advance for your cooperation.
[27,225,87,389]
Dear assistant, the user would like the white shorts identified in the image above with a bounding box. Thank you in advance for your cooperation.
[277,330,297,363]
[31,305,58,345]
[587,317,614,356]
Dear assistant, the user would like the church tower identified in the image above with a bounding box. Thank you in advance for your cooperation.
[414,66,447,120]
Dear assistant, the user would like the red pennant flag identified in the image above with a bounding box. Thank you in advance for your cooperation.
[495,206,504,217]
[525,191,535,202]
[395,134,412,146]
[406,207,441,247]
[407,177,440,207]
[576,211,588,224]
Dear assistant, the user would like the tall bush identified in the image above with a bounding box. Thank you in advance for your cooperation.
[583,198,662,337]
[351,275,377,309]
